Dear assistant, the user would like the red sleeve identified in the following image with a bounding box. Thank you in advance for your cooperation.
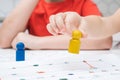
[81,0,102,16]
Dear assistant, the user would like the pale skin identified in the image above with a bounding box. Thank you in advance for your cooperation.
[0,0,40,48]
[0,0,112,50]
[47,9,120,39]
[81,8,120,39]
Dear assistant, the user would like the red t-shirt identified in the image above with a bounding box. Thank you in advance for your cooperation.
[28,0,101,36]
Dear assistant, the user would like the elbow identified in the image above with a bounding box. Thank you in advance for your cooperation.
[91,36,113,50]
[81,36,113,50]
[101,36,113,50]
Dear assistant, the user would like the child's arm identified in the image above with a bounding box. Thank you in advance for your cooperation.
[79,8,120,39]
[47,9,120,39]
[11,32,112,50]
[107,8,120,35]
[0,0,39,48]
[47,12,112,50]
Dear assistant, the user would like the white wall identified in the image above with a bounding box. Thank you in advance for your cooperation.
[0,0,13,18]
[93,0,120,16]
[0,0,19,18]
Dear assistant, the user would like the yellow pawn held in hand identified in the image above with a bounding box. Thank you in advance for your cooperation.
[68,30,82,54]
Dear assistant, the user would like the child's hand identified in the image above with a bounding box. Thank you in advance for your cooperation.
[11,32,27,49]
[11,32,43,50]
[47,12,82,35]
[11,32,35,49]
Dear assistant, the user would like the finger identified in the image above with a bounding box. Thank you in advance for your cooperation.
[55,13,66,33]
[49,15,59,33]
[65,12,81,29]
[46,24,58,35]
[65,21,73,35]
[64,15,76,35]
[79,19,90,38]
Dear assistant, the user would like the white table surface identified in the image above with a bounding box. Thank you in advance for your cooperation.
[0,42,120,80]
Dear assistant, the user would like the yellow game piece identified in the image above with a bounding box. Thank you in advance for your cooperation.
[68,30,82,54]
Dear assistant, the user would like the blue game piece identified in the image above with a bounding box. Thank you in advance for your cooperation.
[16,42,25,61]
[16,42,25,49]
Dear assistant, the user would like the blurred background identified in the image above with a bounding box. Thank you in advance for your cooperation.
[0,0,120,40]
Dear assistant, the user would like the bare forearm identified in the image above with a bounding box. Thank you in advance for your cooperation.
[0,0,39,48]
[94,9,120,39]
[26,35,71,50]
[80,8,120,39]
[106,8,120,35]
[81,37,112,50]
[80,16,106,38]
[23,35,112,50]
